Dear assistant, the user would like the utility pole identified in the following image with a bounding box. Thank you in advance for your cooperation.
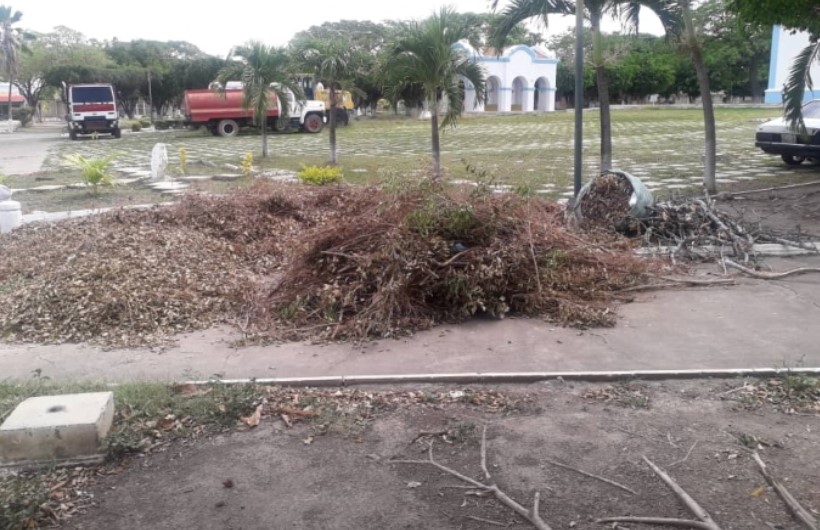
[573,0,585,197]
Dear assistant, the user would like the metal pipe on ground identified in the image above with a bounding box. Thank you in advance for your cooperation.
[178,367,820,388]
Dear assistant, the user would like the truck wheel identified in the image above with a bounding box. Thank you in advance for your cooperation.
[112,128,121,139]
[303,113,324,134]
[272,117,290,132]
[781,154,805,166]
[217,119,240,137]
[69,130,78,141]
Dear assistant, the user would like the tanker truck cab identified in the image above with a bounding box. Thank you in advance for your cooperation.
[66,83,121,140]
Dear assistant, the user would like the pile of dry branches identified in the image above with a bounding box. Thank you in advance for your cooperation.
[575,171,637,231]
[0,183,659,347]
[261,187,653,341]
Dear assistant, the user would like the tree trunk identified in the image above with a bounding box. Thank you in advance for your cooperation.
[430,99,441,182]
[261,120,269,158]
[683,1,717,194]
[591,12,613,172]
[328,86,338,166]
[7,79,13,121]
[749,57,762,103]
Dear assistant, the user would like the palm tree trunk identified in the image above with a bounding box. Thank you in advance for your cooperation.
[328,87,338,166]
[682,1,716,194]
[261,120,269,158]
[591,11,612,172]
[430,99,441,182]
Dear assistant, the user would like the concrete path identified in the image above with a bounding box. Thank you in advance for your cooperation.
[0,123,63,175]
[2,257,819,382]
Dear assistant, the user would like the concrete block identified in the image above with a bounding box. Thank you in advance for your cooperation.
[0,392,114,466]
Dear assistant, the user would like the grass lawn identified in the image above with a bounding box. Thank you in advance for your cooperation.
[14,106,819,212]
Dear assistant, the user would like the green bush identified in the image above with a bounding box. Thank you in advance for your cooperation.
[297,165,343,186]
[139,118,152,128]
[11,107,33,126]
[130,123,142,132]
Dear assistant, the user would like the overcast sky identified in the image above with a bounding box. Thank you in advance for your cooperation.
[18,0,665,57]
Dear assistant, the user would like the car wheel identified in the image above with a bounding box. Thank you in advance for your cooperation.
[781,154,806,166]
[302,113,324,133]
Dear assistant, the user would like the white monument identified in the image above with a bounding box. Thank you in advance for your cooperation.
[765,27,820,104]
[150,143,169,181]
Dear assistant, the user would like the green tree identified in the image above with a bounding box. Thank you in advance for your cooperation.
[0,5,29,121]
[218,42,301,158]
[386,8,487,181]
[728,0,820,130]
[296,38,362,165]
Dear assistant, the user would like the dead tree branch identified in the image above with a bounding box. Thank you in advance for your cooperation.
[392,436,552,530]
[753,452,819,530]
[723,259,820,280]
[481,426,492,482]
[544,459,637,495]
[669,441,699,468]
[597,456,722,530]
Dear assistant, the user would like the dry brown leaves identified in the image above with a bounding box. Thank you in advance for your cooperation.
[577,172,635,232]
[0,182,657,347]
[724,377,820,415]
[582,383,651,409]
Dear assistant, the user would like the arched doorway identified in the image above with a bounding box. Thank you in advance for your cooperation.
[534,77,550,111]
[511,76,527,112]
[486,76,501,111]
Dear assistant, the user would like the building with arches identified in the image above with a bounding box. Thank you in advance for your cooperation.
[453,41,558,113]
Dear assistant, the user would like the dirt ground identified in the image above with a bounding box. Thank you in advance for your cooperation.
[59,379,819,530]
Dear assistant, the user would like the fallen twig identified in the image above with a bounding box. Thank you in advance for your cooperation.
[669,441,698,468]
[724,180,820,197]
[723,259,820,280]
[409,430,449,445]
[617,278,735,293]
[597,456,722,530]
[753,452,819,530]
[392,435,553,530]
[465,515,508,527]
[481,426,492,482]
[544,458,637,495]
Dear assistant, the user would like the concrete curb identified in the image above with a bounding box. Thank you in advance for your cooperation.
[178,367,820,388]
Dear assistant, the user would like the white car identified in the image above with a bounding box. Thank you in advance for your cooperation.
[755,99,820,166]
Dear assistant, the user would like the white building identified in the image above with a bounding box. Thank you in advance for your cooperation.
[765,26,820,104]
[454,41,559,113]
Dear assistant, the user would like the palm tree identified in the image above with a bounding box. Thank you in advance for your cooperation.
[217,42,301,158]
[0,6,27,122]
[296,38,360,166]
[639,0,717,193]
[387,8,487,182]
[492,0,674,173]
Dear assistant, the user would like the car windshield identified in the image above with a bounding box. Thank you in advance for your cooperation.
[804,100,820,119]
[71,86,114,104]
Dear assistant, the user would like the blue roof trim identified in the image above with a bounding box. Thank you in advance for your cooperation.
[767,25,780,91]
[451,42,559,65]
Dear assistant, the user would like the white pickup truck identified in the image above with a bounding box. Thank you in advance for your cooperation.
[65,83,121,140]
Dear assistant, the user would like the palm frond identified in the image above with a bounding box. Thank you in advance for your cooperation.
[783,41,820,132]
[490,0,573,52]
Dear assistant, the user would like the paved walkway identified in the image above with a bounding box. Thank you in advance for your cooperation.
[2,257,819,382]
[0,122,64,175]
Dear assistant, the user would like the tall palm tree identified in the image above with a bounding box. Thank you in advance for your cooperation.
[217,42,301,158]
[296,38,360,166]
[492,0,672,173]
[387,8,487,182]
[0,6,27,121]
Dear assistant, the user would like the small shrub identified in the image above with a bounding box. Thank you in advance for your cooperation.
[240,152,254,178]
[130,122,142,132]
[178,147,188,175]
[11,107,33,126]
[63,154,115,196]
[297,165,343,186]
[139,118,152,128]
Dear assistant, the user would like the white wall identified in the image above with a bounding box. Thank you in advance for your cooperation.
[765,26,820,104]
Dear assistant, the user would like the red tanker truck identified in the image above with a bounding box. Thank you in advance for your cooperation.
[183,87,326,137]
